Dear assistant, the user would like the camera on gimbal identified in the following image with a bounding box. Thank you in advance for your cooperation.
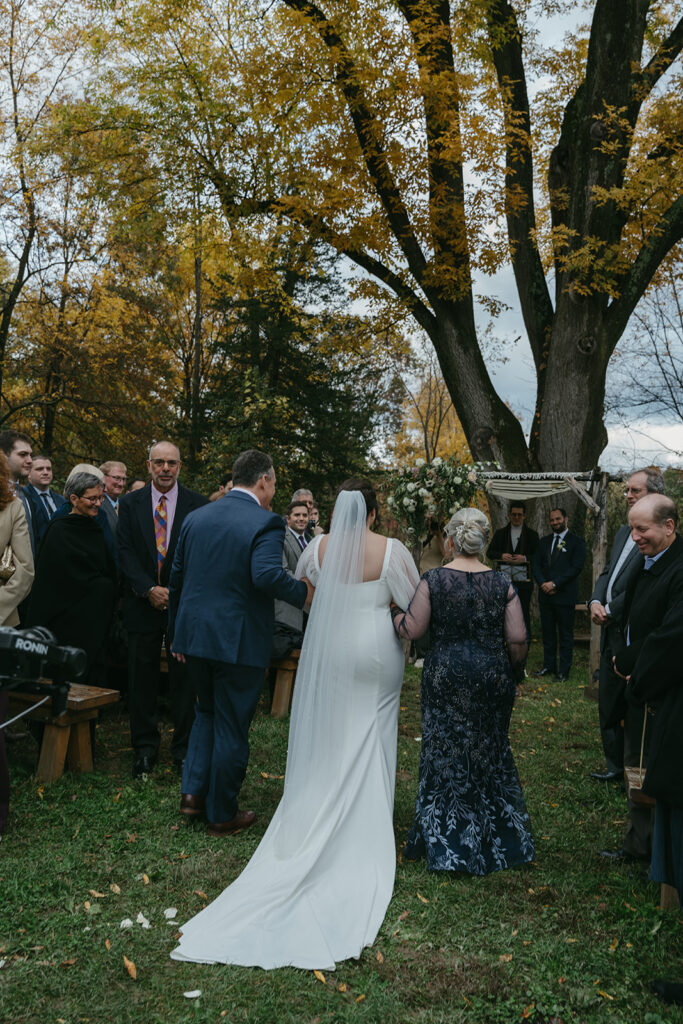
[0,626,87,719]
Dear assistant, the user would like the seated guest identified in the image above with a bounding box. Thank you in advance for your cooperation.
[0,451,35,836]
[488,501,538,643]
[393,507,534,874]
[27,470,117,684]
[25,454,66,548]
[271,500,309,659]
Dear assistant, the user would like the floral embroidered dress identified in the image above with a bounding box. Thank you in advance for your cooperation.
[394,568,535,874]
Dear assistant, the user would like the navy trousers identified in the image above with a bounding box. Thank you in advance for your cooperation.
[538,595,575,676]
[181,656,264,824]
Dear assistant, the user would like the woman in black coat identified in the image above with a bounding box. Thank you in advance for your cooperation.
[28,470,117,684]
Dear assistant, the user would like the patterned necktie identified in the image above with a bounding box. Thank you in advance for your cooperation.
[154,495,167,580]
[40,491,55,515]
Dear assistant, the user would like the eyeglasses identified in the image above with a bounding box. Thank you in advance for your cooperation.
[80,495,104,505]
[150,459,179,468]
[106,474,126,482]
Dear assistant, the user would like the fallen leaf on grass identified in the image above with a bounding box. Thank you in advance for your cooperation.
[105,939,111,950]
[314,970,326,984]
[499,954,513,963]
[260,772,285,779]
[110,883,121,895]
[142,874,150,885]
[84,901,91,910]
[123,955,137,980]
[521,1005,534,1019]
[113,791,122,802]
[598,990,614,1000]
[36,786,44,800]
[557,977,566,984]
[164,908,177,920]
[356,994,366,1003]
[651,920,662,935]
[193,890,207,900]
[398,911,410,921]
[88,890,106,898]
[59,959,77,968]
[376,951,384,963]
[416,893,429,904]
[136,912,150,929]
[609,938,618,952]
[338,983,347,992]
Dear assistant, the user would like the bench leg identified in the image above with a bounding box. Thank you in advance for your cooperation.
[36,724,70,783]
[67,720,94,773]
[271,668,295,719]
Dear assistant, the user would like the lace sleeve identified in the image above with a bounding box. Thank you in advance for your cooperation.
[385,539,421,609]
[295,536,320,586]
[393,577,431,640]
[505,583,529,678]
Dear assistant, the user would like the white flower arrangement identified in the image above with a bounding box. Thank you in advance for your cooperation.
[387,457,484,545]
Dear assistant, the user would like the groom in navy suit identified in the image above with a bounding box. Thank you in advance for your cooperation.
[169,449,312,836]
[532,507,586,680]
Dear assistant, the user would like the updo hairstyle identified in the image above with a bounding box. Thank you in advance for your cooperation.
[444,507,490,556]
[335,477,380,526]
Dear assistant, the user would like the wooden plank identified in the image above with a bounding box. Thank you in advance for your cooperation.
[7,703,98,727]
[67,721,93,773]
[660,883,680,911]
[271,667,295,719]
[9,681,119,712]
[36,724,71,783]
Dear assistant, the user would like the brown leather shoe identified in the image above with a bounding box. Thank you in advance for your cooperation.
[206,810,256,836]
[180,793,205,817]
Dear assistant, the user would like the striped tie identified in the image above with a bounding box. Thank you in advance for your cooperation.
[154,495,167,580]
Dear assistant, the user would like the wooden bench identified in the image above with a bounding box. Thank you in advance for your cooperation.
[270,649,301,719]
[8,681,119,783]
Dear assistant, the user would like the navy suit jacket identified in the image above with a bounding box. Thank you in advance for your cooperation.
[25,485,66,549]
[118,482,208,633]
[168,488,308,668]
[532,530,586,606]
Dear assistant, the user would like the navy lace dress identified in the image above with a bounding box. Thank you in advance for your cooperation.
[394,568,535,874]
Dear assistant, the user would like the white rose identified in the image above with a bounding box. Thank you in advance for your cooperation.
[407,500,416,512]
[402,497,412,507]
[407,482,417,492]
[431,456,443,466]
[418,487,429,497]
[467,470,477,483]
[415,458,426,467]
[452,475,461,484]
[387,496,394,507]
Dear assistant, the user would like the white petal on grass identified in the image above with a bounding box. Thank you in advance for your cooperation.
[119,918,133,930]
[163,908,177,920]
[136,912,151,929]
[183,990,202,999]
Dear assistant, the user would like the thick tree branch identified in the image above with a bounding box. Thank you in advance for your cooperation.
[484,0,553,367]
[605,194,683,347]
[280,0,428,284]
[638,15,683,98]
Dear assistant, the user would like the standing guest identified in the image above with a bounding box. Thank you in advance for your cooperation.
[271,500,309,659]
[488,501,539,643]
[127,478,146,493]
[309,503,324,537]
[117,441,207,779]
[291,487,316,539]
[0,451,35,836]
[532,507,586,680]
[209,473,233,502]
[589,468,664,782]
[99,461,127,535]
[0,430,35,557]
[25,454,66,548]
[602,494,683,870]
[27,471,117,683]
[169,449,311,836]
[393,507,534,873]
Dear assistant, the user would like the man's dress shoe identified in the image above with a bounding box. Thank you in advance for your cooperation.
[590,769,623,782]
[651,980,683,1006]
[180,794,205,817]
[555,673,569,682]
[598,847,649,864]
[132,755,154,779]
[534,667,554,677]
[207,810,256,837]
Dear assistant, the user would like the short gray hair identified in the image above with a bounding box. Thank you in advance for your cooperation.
[64,471,103,500]
[445,507,490,556]
[630,467,665,494]
[292,487,313,502]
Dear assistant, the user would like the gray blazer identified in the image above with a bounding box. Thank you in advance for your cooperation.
[591,524,643,629]
[274,529,306,632]
[100,495,119,536]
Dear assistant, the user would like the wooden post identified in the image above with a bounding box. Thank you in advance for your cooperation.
[660,883,680,910]
[586,471,610,698]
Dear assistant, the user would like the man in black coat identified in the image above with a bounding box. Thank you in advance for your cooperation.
[589,468,663,781]
[118,441,207,778]
[532,507,586,681]
[487,501,538,642]
[604,494,683,872]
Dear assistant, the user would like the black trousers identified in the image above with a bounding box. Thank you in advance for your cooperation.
[127,628,195,762]
[538,595,575,676]
[515,581,533,642]
[597,632,626,773]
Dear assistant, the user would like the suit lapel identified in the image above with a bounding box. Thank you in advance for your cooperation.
[137,485,157,565]
[168,485,188,556]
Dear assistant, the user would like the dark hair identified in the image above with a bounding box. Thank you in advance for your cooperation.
[335,478,379,525]
[550,507,567,518]
[286,500,309,516]
[232,449,274,488]
[0,429,31,457]
[510,501,526,513]
[630,467,665,494]
[220,473,232,488]
[32,452,52,464]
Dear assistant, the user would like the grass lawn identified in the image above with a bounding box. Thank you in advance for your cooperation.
[1,640,681,1024]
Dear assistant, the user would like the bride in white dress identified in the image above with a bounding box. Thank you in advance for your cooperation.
[171,479,419,970]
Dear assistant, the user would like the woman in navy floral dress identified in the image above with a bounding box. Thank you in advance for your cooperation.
[393,507,535,874]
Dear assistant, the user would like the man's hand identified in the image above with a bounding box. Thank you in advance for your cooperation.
[541,581,555,595]
[590,601,609,626]
[148,585,169,611]
[612,655,630,681]
[171,646,186,664]
[501,552,514,563]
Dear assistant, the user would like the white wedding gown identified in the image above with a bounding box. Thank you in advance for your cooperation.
[171,518,419,970]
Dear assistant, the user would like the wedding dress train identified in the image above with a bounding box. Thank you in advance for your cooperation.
[171,494,418,970]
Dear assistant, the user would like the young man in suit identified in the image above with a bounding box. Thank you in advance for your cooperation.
[271,499,309,659]
[589,468,664,781]
[532,507,586,681]
[0,429,35,558]
[169,449,312,836]
[487,501,539,641]
[117,441,207,779]
[25,454,66,548]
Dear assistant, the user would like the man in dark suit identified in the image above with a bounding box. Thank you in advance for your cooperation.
[99,460,127,536]
[532,507,586,680]
[271,499,309,659]
[589,468,664,781]
[25,454,66,548]
[169,449,311,836]
[118,441,207,778]
[487,501,538,641]
[601,493,683,867]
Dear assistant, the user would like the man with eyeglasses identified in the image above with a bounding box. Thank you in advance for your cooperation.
[118,441,208,779]
[99,461,127,536]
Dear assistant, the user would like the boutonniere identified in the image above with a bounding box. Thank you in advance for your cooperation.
[557,539,567,552]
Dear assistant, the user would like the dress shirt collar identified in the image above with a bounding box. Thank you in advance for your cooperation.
[230,486,261,506]
[644,547,668,570]
[552,528,568,543]
[105,493,118,510]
